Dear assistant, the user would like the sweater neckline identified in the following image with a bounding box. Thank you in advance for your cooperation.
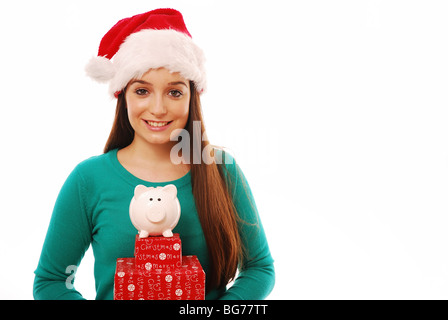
[108,148,191,188]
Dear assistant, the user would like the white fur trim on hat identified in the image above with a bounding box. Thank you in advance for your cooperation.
[86,29,206,97]
[85,56,116,83]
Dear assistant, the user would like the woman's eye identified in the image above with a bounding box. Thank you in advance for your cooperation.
[135,88,149,95]
[169,90,183,98]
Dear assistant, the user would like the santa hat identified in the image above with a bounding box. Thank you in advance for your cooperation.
[85,8,206,98]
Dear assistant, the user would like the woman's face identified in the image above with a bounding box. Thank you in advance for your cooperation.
[125,68,190,146]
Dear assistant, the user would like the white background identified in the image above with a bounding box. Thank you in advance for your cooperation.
[1,0,447,300]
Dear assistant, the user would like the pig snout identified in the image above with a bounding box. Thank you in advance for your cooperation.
[146,207,165,223]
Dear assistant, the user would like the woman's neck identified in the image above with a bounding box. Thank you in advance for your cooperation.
[125,137,176,164]
[117,137,190,182]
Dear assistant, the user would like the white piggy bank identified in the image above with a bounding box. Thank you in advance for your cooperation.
[129,184,181,238]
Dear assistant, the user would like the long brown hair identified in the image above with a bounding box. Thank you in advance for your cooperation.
[104,82,244,292]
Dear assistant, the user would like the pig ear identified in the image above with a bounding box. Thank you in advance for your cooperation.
[162,184,177,199]
[134,185,148,198]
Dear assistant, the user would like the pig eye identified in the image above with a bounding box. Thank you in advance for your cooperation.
[157,198,161,201]
[149,198,153,201]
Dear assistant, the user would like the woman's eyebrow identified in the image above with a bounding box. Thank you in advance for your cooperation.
[129,79,152,86]
[129,80,187,88]
[168,81,188,88]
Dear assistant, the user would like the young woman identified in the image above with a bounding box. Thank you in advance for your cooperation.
[33,8,274,300]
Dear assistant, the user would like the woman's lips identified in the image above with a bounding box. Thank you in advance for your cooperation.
[143,119,173,131]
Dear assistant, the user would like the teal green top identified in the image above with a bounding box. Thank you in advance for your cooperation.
[33,149,275,300]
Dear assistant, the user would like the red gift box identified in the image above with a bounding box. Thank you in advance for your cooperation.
[134,234,182,272]
[114,256,205,300]
[114,234,205,300]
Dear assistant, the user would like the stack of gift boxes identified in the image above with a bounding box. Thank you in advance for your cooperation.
[114,233,205,300]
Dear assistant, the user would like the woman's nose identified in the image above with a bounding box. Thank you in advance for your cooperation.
[148,93,167,116]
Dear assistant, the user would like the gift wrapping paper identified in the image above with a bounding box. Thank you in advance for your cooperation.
[114,255,205,300]
[134,234,182,271]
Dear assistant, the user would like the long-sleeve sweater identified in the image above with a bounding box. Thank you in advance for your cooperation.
[33,148,275,300]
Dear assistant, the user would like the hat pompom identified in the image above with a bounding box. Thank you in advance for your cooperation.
[85,56,116,83]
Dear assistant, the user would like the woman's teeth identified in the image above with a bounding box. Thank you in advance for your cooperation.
[147,121,170,127]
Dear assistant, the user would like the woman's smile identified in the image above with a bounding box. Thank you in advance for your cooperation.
[143,119,174,131]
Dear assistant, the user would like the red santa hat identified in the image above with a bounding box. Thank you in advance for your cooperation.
[85,8,206,98]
